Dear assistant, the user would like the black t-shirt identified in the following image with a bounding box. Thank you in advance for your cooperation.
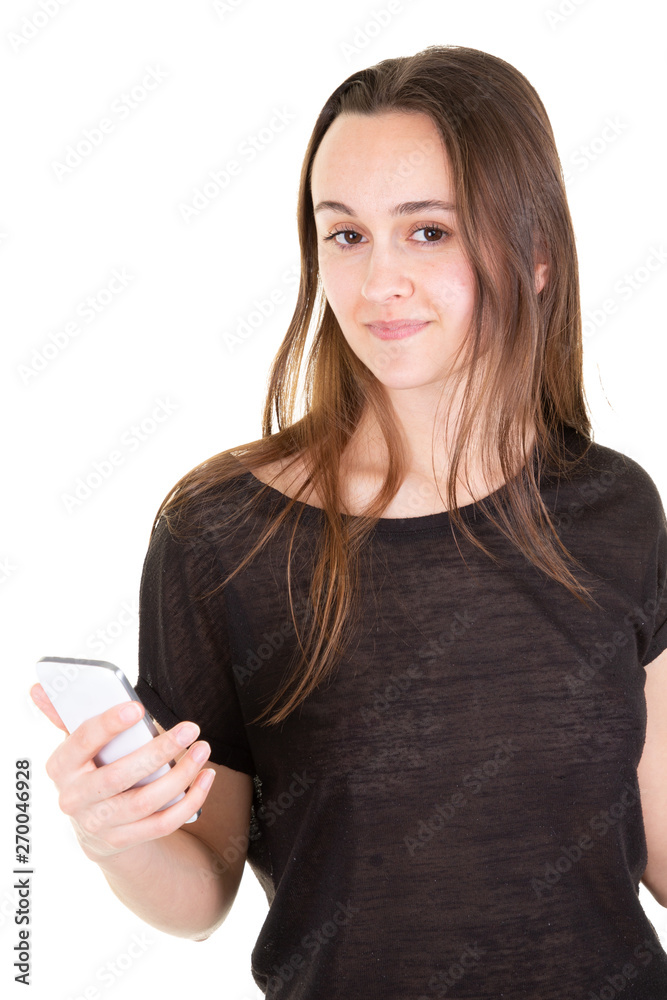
[135,426,667,998]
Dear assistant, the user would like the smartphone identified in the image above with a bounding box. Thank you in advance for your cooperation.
[35,656,201,824]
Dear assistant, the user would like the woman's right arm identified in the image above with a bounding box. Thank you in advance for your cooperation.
[31,684,254,941]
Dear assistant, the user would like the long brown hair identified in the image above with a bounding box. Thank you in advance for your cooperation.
[153,44,597,727]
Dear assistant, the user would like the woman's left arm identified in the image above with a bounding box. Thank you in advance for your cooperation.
[638,645,667,907]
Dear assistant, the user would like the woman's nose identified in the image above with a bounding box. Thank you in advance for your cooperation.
[361,249,414,302]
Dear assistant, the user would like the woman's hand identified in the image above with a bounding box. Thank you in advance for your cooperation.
[30,683,215,865]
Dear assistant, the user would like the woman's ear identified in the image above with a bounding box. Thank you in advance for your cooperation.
[534,261,548,294]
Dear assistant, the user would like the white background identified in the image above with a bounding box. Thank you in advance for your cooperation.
[2,0,666,997]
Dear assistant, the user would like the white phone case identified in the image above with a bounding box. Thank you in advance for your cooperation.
[36,656,200,823]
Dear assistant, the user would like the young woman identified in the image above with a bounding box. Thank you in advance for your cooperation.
[32,45,667,997]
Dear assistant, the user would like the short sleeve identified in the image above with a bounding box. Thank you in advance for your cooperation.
[134,516,256,775]
[641,492,667,668]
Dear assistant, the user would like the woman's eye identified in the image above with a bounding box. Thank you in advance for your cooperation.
[324,229,366,247]
[412,226,448,243]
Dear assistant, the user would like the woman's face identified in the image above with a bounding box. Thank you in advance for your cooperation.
[310,111,476,391]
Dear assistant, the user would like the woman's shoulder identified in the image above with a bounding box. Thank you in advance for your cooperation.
[557,428,666,525]
[236,452,322,504]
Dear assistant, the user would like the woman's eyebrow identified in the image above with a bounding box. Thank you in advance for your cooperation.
[313,199,456,216]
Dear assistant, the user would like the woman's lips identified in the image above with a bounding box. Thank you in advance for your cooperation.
[366,320,430,340]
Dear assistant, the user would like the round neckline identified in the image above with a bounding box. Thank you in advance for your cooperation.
[237,466,485,531]
[232,426,582,532]
[233,440,555,532]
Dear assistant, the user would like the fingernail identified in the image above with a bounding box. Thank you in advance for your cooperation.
[175,722,199,747]
[120,702,142,722]
[198,769,215,790]
[190,742,210,764]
